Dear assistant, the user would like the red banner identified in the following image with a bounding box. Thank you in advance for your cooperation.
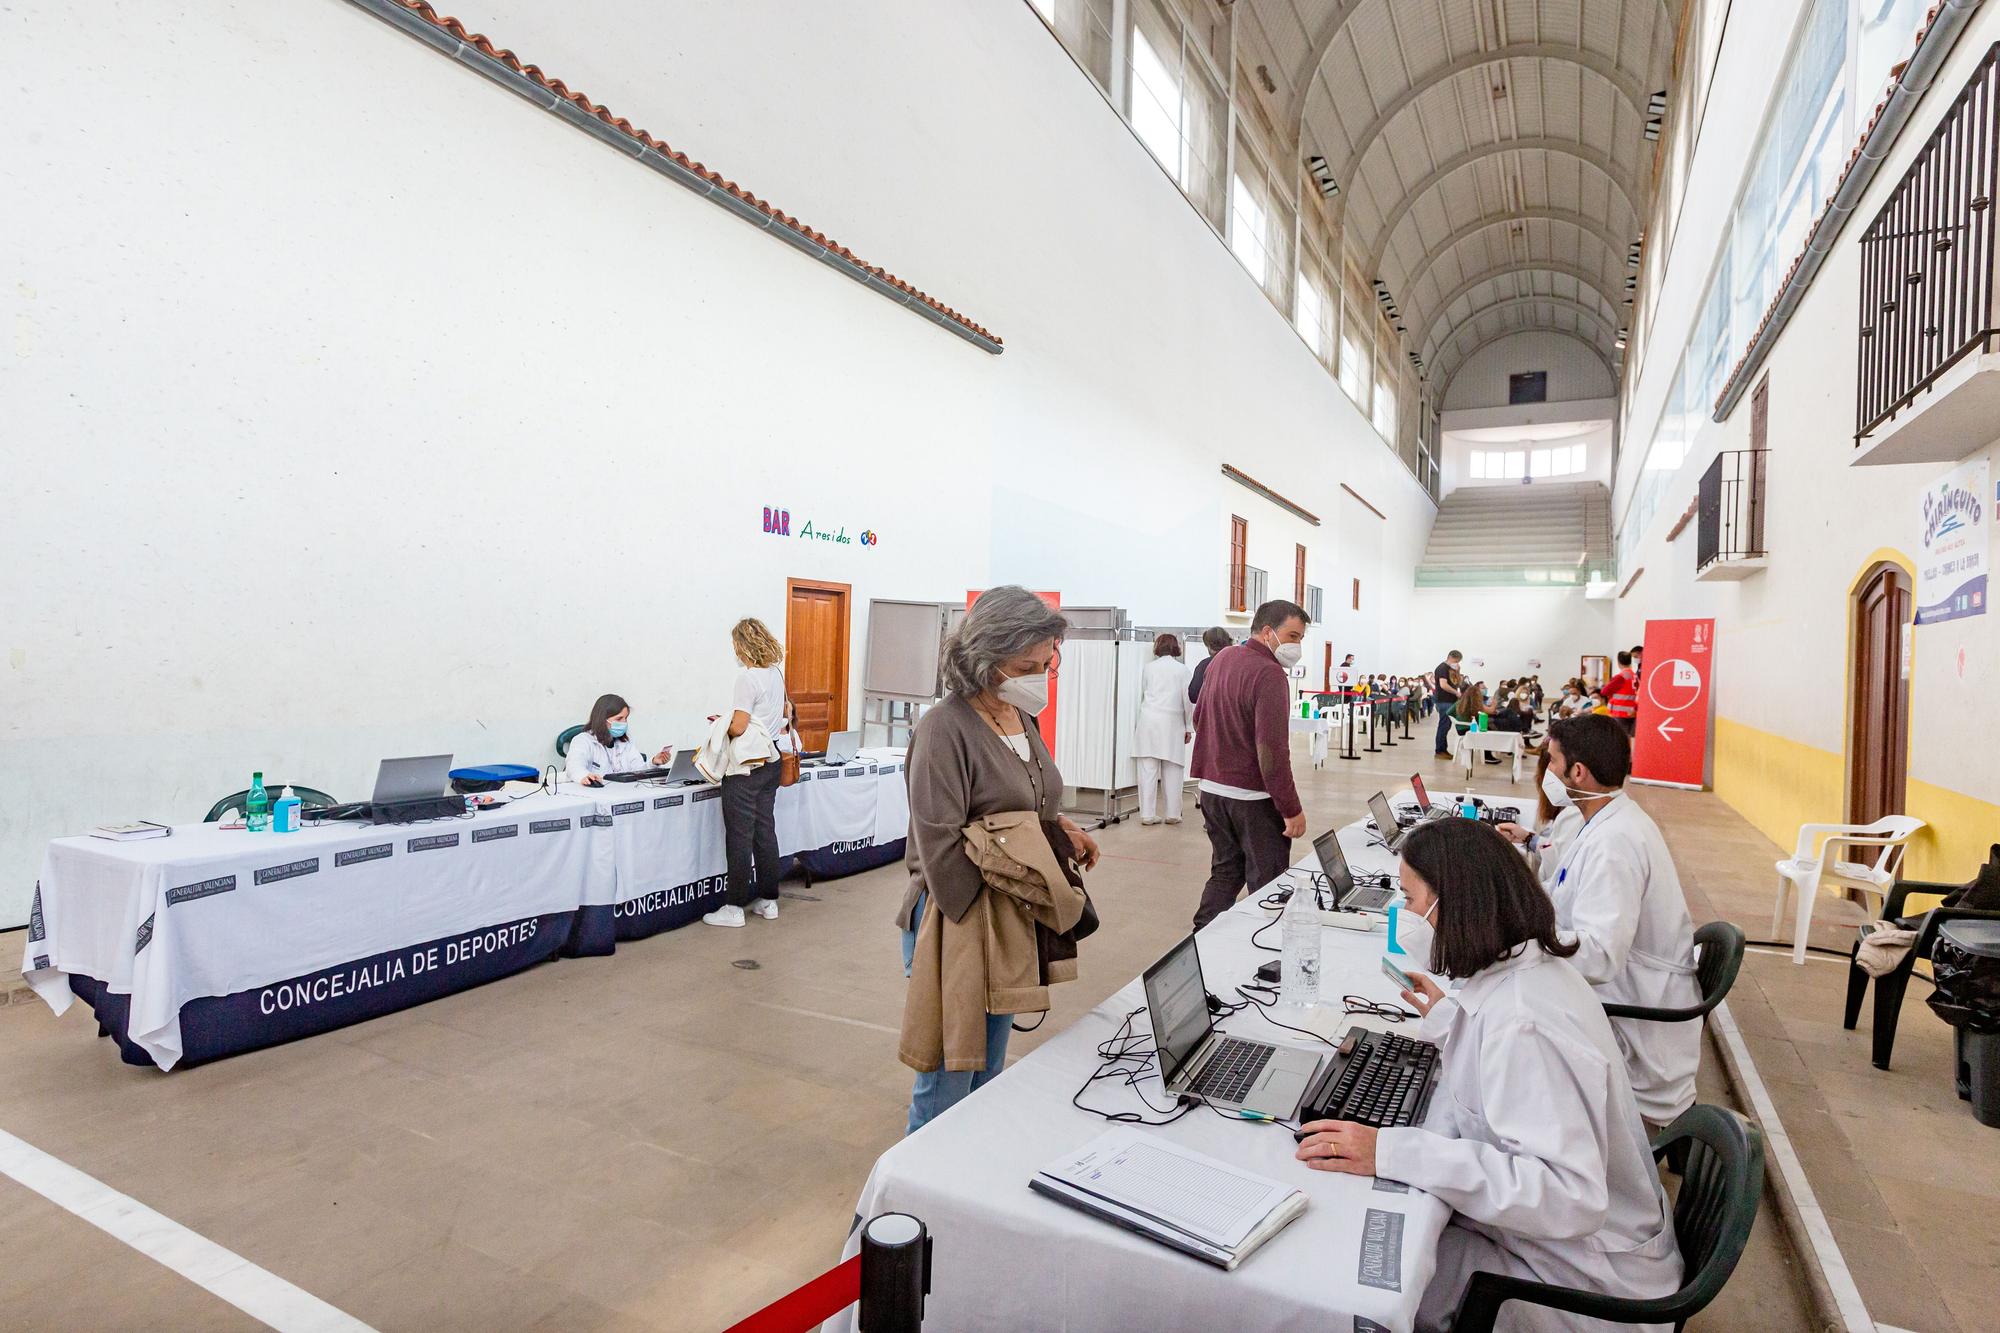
[1630,618,1715,789]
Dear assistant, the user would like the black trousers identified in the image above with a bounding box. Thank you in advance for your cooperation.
[1193,792,1293,932]
[721,761,783,908]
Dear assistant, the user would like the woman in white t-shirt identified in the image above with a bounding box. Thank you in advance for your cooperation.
[702,618,797,929]
[565,693,672,787]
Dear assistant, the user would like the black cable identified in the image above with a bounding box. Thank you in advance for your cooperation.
[1231,986,1341,1048]
[1068,1007,1197,1126]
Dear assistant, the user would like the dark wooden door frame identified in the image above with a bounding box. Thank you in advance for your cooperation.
[1846,560,1911,828]
[785,577,852,735]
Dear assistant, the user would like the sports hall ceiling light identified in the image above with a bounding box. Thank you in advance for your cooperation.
[1306,155,1340,197]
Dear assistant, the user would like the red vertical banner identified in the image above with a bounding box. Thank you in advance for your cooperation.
[1630,618,1715,789]
[966,590,1061,752]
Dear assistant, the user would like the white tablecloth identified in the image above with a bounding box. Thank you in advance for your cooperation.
[22,791,609,1069]
[832,875,1451,1331]
[1455,730,1526,783]
[23,752,913,1068]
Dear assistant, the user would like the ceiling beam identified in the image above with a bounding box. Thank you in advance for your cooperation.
[1435,326,1619,404]
[1399,209,1629,303]
[1287,0,1673,144]
[1336,45,1647,182]
[1430,295,1622,369]
[1414,262,1624,357]
[1362,138,1641,275]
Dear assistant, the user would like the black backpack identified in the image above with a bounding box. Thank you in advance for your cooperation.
[1940,844,2000,914]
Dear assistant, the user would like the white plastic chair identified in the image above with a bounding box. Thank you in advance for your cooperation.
[1771,815,1926,963]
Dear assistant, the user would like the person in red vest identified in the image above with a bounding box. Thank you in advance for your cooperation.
[1605,651,1639,736]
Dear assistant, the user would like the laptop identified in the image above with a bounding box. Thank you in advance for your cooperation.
[1142,936,1326,1119]
[1313,829,1397,913]
[822,729,861,765]
[1410,772,1451,820]
[1367,791,1416,853]
[373,755,453,804]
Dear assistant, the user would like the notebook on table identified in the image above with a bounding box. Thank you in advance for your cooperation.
[1030,1128,1308,1270]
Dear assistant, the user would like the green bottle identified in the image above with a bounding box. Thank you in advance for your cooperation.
[246,771,271,832]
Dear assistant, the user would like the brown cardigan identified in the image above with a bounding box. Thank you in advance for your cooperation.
[896,694,1063,930]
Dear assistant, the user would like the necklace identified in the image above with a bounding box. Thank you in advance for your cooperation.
[969,695,1048,809]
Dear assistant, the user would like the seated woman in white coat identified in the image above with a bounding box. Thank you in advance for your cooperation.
[1536,714,1702,1131]
[565,693,672,787]
[1132,633,1194,825]
[1297,818,1681,1332]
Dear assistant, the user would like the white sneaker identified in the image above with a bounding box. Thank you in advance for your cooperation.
[1140,817,1161,826]
[701,905,746,928]
[750,899,779,920]
[1165,816,1182,825]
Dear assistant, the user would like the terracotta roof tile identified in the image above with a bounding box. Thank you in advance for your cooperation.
[379,0,1001,346]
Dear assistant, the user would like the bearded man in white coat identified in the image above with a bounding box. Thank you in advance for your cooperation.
[1529,714,1702,1129]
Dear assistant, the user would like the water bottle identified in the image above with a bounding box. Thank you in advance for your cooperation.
[245,772,271,832]
[1280,890,1322,1009]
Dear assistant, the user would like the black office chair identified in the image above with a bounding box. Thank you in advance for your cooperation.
[555,724,587,758]
[1450,1105,1765,1333]
[203,786,339,822]
[1844,879,2000,1070]
[1602,921,1746,1025]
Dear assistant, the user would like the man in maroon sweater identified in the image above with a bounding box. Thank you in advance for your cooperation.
[1189,599,1310,930]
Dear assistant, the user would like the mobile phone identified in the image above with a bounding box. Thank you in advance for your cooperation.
[1381,956,1417,993]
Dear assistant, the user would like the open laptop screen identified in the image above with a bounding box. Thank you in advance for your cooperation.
[1410,772,1430,812]
[1367,791,1400,842]
[1312,829,1355,898]
[1143,936,1214,1087]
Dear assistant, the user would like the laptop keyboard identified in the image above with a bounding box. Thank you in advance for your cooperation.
[1188,1038,1275,1104]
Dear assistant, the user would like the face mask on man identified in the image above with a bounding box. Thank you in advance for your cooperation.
[997,670,1051,716]
[1542,763,1596,809]
[1396,898,1438,969]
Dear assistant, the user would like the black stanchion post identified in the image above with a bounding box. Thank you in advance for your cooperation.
[859,1213,930,1331]
[1339,690,1361,761]
[1363,699,1382,754]
[1380,702,1398,747]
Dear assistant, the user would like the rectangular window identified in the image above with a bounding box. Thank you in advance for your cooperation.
[1229,174,1269,287]
[1530,448,1552,478]
[1372,375,1395,441]
[1294,544,1307,603]
[1570,442,1587,474]
[1469,450,1489,480]
[1127,25,1184,184]
[1504,450,1526,479]
[1228,515,1247,613]
[1339,332,1367,404]
[1295,275,1327,359]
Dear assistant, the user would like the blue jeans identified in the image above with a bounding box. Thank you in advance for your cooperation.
[901,891,1013,1135]
[1434,706,1456,753]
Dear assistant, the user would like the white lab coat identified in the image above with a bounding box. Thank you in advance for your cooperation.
[1548,792,1702,1125]
[564,733,655,785]
[1375,943,1681,1333]
[1132,656,1194,761]
[1528,806,1586,895]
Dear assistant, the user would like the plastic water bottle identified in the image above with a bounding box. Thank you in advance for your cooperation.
[1280,890,1322,1009]
[245,772,270,832]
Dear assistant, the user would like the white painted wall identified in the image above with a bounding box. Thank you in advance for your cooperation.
[1441,331,1618,411]
[1398,590,1617,689]
[1611,5,2000,813]
[0,0,1434,924]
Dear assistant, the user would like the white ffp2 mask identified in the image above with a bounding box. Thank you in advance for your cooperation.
[996,671,1050,716]
[1274,642,1304,668]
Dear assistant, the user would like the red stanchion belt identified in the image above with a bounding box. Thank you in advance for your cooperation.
[721,1254,862,1333]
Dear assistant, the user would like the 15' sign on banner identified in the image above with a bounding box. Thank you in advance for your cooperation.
[1631,618,1714,790]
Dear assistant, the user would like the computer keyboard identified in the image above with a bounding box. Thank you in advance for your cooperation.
[1190,1039,1275,1104]
[1302,1029,1439,1128]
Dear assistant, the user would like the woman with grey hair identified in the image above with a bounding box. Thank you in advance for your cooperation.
[895,585,1100,1133]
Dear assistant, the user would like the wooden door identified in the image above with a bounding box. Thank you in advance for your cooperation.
[1848,564,1910,829]
[785,579,850,753]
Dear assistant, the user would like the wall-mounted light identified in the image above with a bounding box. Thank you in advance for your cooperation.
[1306,154,1340,197]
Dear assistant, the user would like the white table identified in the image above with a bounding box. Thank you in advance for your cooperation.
[1455,730,1526,783]
[833,860,1451,1332]
[22,753,913,1068]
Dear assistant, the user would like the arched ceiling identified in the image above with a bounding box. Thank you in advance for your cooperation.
[1234,0,1684,403]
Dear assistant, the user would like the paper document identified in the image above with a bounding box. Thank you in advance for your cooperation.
[1036,1128,1304,1253]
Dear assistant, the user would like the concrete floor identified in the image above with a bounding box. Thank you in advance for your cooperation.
[0,736,1931,1332]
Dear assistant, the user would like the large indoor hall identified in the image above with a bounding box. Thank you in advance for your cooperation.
[3,1,1996,1331]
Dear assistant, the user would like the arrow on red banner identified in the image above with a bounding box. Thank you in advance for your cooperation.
[1656,718,1682,743]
